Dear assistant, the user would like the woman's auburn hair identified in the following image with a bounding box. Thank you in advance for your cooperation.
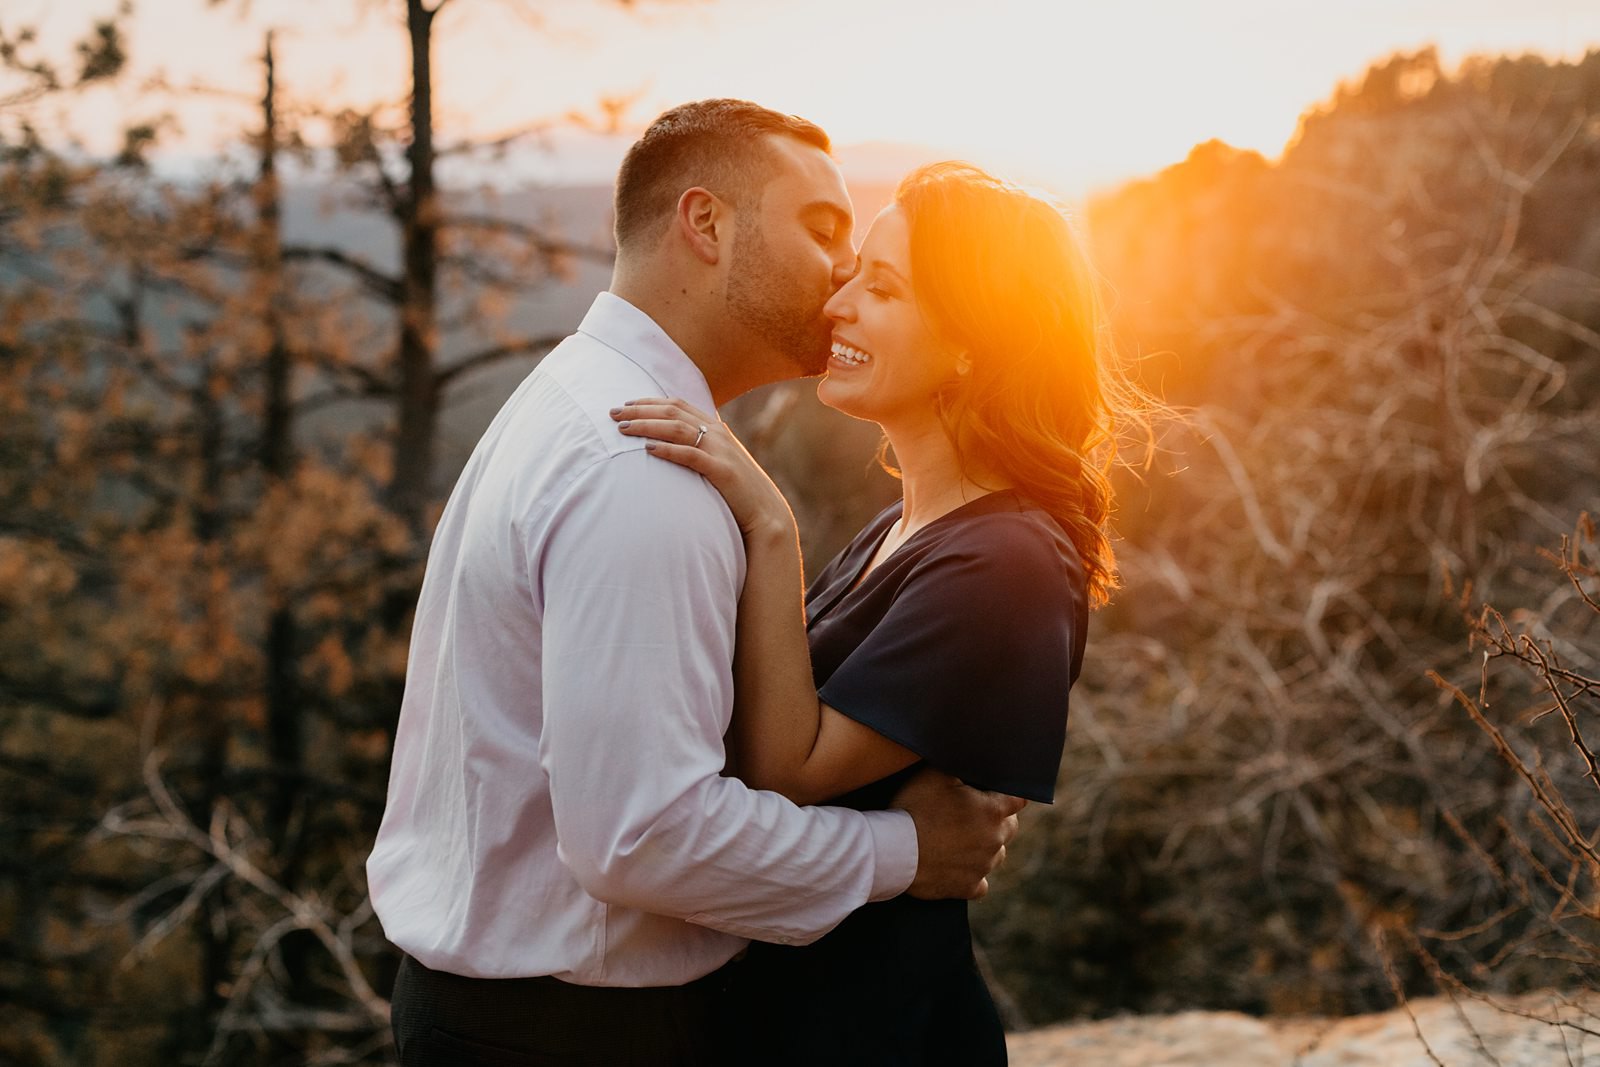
[894,161,1150,609]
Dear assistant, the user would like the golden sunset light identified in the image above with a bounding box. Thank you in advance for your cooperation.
[18,0,1600,194]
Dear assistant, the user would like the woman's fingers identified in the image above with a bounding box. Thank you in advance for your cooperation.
[611,408,725,478]
[611,402,722,453]
[612,397,726,457]
[609,397,715,428]
[610,403,685,424]
[616,418,722,454]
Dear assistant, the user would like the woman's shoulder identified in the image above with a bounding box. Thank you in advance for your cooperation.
[919,491,1085,586]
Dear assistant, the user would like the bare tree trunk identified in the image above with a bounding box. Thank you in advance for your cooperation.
[254,31,313,1006]
[193,354,235,1054]
[250,30,303,859]
[391,0,442,527]
[258,33,291,483]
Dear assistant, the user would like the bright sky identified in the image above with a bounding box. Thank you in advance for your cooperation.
[14,0,1600,196]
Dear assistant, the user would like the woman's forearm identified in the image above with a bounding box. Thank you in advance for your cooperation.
[728,520,829,800]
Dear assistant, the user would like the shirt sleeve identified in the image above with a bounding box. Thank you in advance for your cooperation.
[535,451,917,945]
[817,519,1083,802]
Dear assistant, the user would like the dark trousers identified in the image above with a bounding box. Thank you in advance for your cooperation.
[390,954,735,1067]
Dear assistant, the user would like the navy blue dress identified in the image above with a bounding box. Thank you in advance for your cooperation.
[730,489,1088,1066]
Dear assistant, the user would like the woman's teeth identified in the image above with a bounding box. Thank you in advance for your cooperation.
[831,342,872,366]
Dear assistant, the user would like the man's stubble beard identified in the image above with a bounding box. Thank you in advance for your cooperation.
[725,219,833,378]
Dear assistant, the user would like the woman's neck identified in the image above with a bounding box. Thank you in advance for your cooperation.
[883,416,1012,534]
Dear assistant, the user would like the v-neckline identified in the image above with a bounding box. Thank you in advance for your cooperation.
[849,518,904,593]
[809,489,1020,626]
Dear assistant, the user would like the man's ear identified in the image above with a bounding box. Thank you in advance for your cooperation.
[675,187,726,265]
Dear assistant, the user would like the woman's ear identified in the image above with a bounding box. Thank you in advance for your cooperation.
[675,187,725,265]
[954,351,973,377]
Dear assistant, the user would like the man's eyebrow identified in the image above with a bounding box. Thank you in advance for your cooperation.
[801,201,853,231]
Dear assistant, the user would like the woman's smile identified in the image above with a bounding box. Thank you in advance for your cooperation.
[829,340,874,369]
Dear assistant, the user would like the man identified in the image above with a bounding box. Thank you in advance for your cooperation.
[367,99,1024,1066]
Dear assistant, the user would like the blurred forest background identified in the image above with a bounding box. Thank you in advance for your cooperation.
[3,2,1598,1064]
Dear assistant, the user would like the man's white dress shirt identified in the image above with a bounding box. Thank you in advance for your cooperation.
[367,292,918,986]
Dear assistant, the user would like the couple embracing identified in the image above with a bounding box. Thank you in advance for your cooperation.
[367,98,1147,1066]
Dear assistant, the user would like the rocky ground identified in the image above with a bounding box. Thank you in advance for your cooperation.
[1006,989,1599,1066]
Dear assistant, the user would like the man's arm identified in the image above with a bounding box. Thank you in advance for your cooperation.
[536,453,914,944]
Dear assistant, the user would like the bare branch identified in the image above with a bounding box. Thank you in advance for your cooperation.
[443,213,615,265]
[282,245,403,302]
[435,336,563,390]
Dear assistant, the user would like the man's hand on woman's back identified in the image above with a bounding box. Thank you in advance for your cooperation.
[892,770,1025,901]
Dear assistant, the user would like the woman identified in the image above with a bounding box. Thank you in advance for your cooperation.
[611,162,1149,1065]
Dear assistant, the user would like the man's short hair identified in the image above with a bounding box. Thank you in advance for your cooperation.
[613,99,831,252]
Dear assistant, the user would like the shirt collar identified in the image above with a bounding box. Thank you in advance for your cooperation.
[577,292,717,413]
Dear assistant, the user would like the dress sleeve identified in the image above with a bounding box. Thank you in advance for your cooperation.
[816,519,1083,802]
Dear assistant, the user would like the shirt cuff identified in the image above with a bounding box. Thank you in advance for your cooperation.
[862,809,918,902]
